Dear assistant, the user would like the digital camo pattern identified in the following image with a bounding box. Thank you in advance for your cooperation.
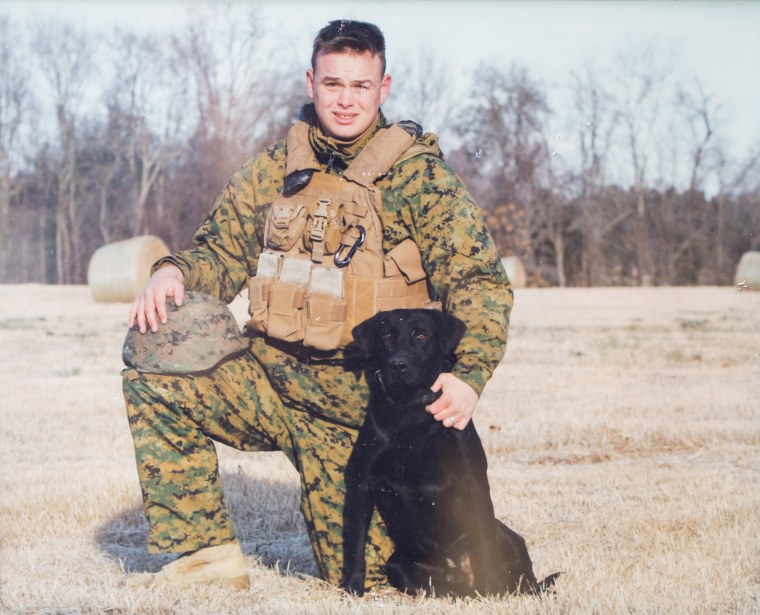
[123,353,392,588]
[157,128,513,395]
[122,292,248,374]
[129,120,513,588]
[379,148,513,396]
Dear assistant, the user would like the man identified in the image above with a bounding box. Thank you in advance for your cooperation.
[123,19,512,591]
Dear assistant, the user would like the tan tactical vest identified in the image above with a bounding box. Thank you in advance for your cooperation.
[246,120,439,351]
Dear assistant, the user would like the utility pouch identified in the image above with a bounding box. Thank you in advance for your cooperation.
[265,202,308,251]
[383,238,427,283]
[267,257,310,342]
[246,277,272,333]
[304,293,347,350]
[374,277,432,312]
[245,251,281,333]
[303,267,345,350]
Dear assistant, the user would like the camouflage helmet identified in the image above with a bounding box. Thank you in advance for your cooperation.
[122,292,249,374]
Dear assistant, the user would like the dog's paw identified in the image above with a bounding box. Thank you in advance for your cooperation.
[340,573,366,596]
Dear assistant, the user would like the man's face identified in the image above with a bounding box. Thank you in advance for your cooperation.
[306,50,391,140]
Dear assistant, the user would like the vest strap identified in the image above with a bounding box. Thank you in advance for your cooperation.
[343,125,417,187]
[285,121,319,176]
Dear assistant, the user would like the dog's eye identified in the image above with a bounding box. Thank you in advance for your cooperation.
[414,331,428,341]
[381,331,393,341]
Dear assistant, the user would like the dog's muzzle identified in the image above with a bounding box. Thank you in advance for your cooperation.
[372,369,442,406]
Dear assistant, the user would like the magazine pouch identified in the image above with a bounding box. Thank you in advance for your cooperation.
[267,257,310,342]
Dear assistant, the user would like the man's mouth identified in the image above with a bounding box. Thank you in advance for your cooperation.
[333,112,357,122]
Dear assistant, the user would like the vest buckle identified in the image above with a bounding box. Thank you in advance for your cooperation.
[310,198,330,243]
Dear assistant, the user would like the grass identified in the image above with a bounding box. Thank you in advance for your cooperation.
[1,284,758,614]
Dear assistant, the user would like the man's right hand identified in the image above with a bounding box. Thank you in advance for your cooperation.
[128,264,186,333]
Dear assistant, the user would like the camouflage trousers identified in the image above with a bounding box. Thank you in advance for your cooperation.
[122,338,393,588]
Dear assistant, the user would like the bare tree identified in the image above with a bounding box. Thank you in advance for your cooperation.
[567,65,625,285]
[32,20,97,283]
[674,80,723,194]
[458,64,549,206]
[657,80,718,282]
[612,44,672,285]
[170,7,298,162]
[163,6,304,245]
[713,142,760,279]
[0,17,36,280]
[105,29,188,239]
[455,64,582,283]
[385,49,455,139]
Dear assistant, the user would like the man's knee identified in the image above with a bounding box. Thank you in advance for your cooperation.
[121,367,193,436]
[123,366,166,405]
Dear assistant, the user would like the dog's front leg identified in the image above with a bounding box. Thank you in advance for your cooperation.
[340,462,375,595]
[455,430,507,595]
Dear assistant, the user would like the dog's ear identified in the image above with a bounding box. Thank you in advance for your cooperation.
[431,311,466,357]
[348,313,381,359]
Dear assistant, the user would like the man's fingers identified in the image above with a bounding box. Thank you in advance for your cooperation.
[453,418,470,430]
[438,414,467,430]
[135,301,148,334]
[426,374,477,429]
[432,410,458,427]
[154,293,168,327]
[128,302,138,328]
[173,286,185,308]
[426,396,449,415]
[126,265,186,334]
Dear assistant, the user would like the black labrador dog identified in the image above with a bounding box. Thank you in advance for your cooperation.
[341,308,558,597]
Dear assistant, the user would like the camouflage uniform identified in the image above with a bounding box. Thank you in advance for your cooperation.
[122,108,513,589]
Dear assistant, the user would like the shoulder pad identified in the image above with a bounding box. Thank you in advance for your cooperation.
[397,132,443,164]
[396,120,423,140]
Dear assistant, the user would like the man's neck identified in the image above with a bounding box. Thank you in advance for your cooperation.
[305,105,385,169]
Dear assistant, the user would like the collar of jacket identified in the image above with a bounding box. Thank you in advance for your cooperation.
[293,103,387,172]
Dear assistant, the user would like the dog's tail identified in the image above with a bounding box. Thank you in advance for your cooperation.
[534,572,560,593]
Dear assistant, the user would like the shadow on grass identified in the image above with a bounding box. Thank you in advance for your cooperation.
[95,470,318,578]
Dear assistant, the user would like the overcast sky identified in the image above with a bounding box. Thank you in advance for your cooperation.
[4,0,760,159]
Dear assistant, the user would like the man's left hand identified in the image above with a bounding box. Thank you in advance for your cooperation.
[426,373,479,430]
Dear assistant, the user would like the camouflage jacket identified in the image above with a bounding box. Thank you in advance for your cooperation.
[157,121,513,396]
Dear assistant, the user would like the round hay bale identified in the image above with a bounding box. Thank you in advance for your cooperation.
[87,235,171,303]
[500,256,527,288]
[734,251,760,290]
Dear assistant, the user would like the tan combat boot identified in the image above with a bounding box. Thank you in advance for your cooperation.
[148,541,249,590]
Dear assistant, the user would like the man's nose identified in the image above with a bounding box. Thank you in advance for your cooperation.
[337,86,355,106]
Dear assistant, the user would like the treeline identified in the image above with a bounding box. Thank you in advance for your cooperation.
[2,9,758,287]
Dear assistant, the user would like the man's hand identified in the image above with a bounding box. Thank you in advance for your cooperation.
[426,373,479,430]
[128,264,186,333]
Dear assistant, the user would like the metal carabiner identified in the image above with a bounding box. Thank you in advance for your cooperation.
[334,225,366,268]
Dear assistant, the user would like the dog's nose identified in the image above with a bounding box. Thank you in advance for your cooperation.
[389,357,408,375]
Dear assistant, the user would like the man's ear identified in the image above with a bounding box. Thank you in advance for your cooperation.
[379,73,391,105]
[432,311,466,357]
[306,68,315,99]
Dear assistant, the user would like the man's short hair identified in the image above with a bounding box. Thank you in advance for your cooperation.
[311,20,387,75]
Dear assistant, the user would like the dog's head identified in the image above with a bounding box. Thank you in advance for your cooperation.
[350,309,466,395]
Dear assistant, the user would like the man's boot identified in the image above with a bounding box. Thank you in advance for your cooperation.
[135,541,250,590]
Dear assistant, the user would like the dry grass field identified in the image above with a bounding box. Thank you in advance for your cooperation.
[1,284,758,614]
